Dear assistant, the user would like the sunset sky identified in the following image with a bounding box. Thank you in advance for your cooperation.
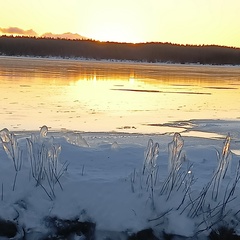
[1,0,240,47]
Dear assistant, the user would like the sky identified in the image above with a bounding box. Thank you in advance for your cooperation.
[1,0,240,47]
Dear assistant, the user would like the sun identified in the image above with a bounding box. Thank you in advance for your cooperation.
[90,22,142,43]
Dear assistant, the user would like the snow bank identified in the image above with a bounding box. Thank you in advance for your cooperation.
[0,121,240,239]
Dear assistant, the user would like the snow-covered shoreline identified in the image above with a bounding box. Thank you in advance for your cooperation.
[1,54,240,68]
[1,119,240,239]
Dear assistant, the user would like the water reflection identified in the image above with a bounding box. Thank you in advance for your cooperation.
[0,56,240,134]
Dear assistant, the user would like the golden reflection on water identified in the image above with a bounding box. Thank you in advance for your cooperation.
[0,56,240,134]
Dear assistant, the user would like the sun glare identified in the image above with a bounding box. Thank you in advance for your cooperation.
[90,22,142,43]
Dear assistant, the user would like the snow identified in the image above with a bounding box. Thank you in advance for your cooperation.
[1,119,240,239]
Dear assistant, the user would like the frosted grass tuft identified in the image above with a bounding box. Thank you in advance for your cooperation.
[0,128,23,191]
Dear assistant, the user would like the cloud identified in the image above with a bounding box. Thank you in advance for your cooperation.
[0,27,37,36]
[0,27,87,40]
[41,32,87,40]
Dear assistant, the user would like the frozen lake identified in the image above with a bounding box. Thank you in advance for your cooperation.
[0,56,240,134]
[1,56,240,239]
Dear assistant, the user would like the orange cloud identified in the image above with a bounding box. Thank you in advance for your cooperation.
[0,27,37,36]
[41,32,87,40]
[0,27,87,40]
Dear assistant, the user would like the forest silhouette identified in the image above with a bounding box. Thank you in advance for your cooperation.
[0,35,240,65]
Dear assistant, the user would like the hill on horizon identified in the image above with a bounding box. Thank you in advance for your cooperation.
[0,35,240,65]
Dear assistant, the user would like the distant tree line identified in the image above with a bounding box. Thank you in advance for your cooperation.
[0,35,240,65]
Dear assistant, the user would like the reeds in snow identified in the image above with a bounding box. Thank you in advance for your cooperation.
[0,128,23,191]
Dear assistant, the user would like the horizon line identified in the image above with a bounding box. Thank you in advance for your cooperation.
[1,34,240,50]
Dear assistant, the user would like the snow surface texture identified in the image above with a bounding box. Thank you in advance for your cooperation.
[0,120,240,239]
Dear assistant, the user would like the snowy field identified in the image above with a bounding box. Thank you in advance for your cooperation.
[1,119,240,239]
